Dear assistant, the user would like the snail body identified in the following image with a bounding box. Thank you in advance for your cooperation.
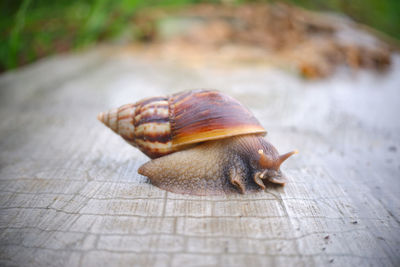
[98,89,297,195]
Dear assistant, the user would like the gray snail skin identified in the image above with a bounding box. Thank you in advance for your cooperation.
[98,89,297,195]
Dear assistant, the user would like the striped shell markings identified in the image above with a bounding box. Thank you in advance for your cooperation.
[97,90,266,159]
[168,89,266,146]
[97,96,174,159]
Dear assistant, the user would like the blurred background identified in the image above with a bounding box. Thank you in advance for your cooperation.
[1,0,399,76]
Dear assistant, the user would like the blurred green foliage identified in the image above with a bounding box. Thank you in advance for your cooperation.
[1,0,399,71]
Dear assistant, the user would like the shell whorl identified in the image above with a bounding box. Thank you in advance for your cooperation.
[98,97,174,158]
[98,90,266,159]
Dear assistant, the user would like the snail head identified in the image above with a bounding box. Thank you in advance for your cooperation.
[256,148,298,185]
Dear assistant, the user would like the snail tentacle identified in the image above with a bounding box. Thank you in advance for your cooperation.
[253,171,266,190]
[228,164,246,194]
[267,174,287,185]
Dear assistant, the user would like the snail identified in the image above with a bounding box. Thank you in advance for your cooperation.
[97,89,297,195]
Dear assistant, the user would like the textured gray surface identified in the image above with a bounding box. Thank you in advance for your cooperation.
[0,47,399,267]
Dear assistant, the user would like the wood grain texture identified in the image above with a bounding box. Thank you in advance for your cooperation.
[0,48,399,267]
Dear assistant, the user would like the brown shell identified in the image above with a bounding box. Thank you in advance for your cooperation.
[169,90,266,146]
[98,89,266,158]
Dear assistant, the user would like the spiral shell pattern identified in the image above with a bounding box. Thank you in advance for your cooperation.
[98,90,266,159]
[98,96,175,158]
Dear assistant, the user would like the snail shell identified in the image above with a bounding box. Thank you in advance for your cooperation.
[97,89,266,159]
[98,89,297,195]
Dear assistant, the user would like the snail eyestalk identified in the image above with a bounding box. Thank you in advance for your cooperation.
[278,150,298,167]
[258,149,276,169]
[256,146,298,186]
